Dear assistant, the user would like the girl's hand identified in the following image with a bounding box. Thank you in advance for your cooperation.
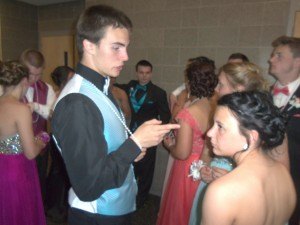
[163,133,175,150]
[200,165,213,183]
[211,167,229,180]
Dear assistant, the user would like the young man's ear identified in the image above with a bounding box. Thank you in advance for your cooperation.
[83,39,96,55]
[294,57,300,68]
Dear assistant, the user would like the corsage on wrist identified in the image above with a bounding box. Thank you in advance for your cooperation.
[188,160,206,181]
[36,131,50,144]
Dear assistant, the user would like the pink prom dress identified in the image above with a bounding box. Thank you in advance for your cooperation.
[156,108,205,225]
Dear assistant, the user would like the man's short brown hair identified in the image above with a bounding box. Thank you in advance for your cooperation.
[272,36,300,58]
[20,49,45,68]
[76,4,132,60]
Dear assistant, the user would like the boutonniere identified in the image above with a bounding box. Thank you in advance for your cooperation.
[288,96,300,111]
[129,87,134,96]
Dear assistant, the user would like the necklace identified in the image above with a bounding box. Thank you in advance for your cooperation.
[88,80,133,138]
[190,97,199,105]
[32,82,39,123]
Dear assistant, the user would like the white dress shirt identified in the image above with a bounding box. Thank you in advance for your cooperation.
[25,82,56,119]
[172,83,186,96]
[273,77,300,108]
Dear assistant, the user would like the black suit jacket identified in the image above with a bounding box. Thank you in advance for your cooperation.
[273,84,300,223]
[279,85,300,184]
[117,80,171,131]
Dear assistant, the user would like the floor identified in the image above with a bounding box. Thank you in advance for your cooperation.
[46,194,161,225]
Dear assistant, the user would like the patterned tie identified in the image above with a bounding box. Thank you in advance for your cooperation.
[135,84,147,101]
[273,86,289,96]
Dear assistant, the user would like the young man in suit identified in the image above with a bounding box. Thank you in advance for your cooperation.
[269,35,300,225]
[20,49,56,203]
[51,5,179,225]
[118,60,171,208]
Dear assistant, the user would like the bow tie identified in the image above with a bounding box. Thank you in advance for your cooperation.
[273,86,289,96]
[136,84,147,91]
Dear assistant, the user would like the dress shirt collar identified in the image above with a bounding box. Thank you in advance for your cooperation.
[76,63,108,92]
[275,76,300,98]
[136,81,152,89]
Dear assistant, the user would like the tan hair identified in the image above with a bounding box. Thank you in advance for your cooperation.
[0,61,29,87]
[19,49,45,68]
[272,36,300,58]
[219,62,269,92]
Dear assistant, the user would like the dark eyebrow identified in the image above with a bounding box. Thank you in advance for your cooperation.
[111,42,126,47]
[215,120,224,128]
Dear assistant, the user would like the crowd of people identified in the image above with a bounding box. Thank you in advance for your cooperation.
[0,3,299,225]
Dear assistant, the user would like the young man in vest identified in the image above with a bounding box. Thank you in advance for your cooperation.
[20,49,56,202]
[51,5,179,225]
[269,36,300,225]
[117,60,171,208]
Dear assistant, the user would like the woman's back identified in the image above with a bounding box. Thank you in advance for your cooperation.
[179,97,211,154]
[0,96,26,139]
[0,95,43,160]
[203,154,296,225]
[240,157,295,225]
[0,96,47,225]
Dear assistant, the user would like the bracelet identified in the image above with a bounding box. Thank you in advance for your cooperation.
[130,135,142,150]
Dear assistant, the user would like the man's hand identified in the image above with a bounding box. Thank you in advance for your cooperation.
[133,119,180,148]
[27,102,35,113]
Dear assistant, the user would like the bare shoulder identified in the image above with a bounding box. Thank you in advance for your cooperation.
[206,168,254,204]
[13,102,32,119]
[112,86,127,99]
[117,87,128,98]
[202,173,243,224]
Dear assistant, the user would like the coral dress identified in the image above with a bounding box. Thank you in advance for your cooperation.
[156,108,205,225]
[0,134,46,225]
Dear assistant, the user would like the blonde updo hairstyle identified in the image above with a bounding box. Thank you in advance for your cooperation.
[0,61,29,87]
[219,62,269,92]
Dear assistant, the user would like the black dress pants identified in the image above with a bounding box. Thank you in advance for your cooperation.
[69,207,132,225]
[46,137,70,222]
[133,146,157,207]
[35,145,49,204]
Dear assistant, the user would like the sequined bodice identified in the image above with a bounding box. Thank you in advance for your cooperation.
[0,134,23,155]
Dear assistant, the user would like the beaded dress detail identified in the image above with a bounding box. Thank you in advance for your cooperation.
[0,134,23,154]
[0,134,46,225]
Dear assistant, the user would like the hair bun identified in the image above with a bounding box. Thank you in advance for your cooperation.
[0,61,29,86]
[218,91,286,150]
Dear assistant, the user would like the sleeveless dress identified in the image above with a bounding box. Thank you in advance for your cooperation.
[188,157,234,225]
[156,108,205,225]
[0,134,46,225]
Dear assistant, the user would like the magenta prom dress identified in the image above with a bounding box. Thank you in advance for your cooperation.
[0,134,46,225]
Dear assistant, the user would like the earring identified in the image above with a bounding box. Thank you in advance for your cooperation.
[242,143,248,151]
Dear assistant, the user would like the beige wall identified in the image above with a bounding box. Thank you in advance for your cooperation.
[86,0,292,90]
[294,12,300,37]
[85,0,299,196]
[287,0,300,35]
[38,1,84,37]
[0,1,38,60]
